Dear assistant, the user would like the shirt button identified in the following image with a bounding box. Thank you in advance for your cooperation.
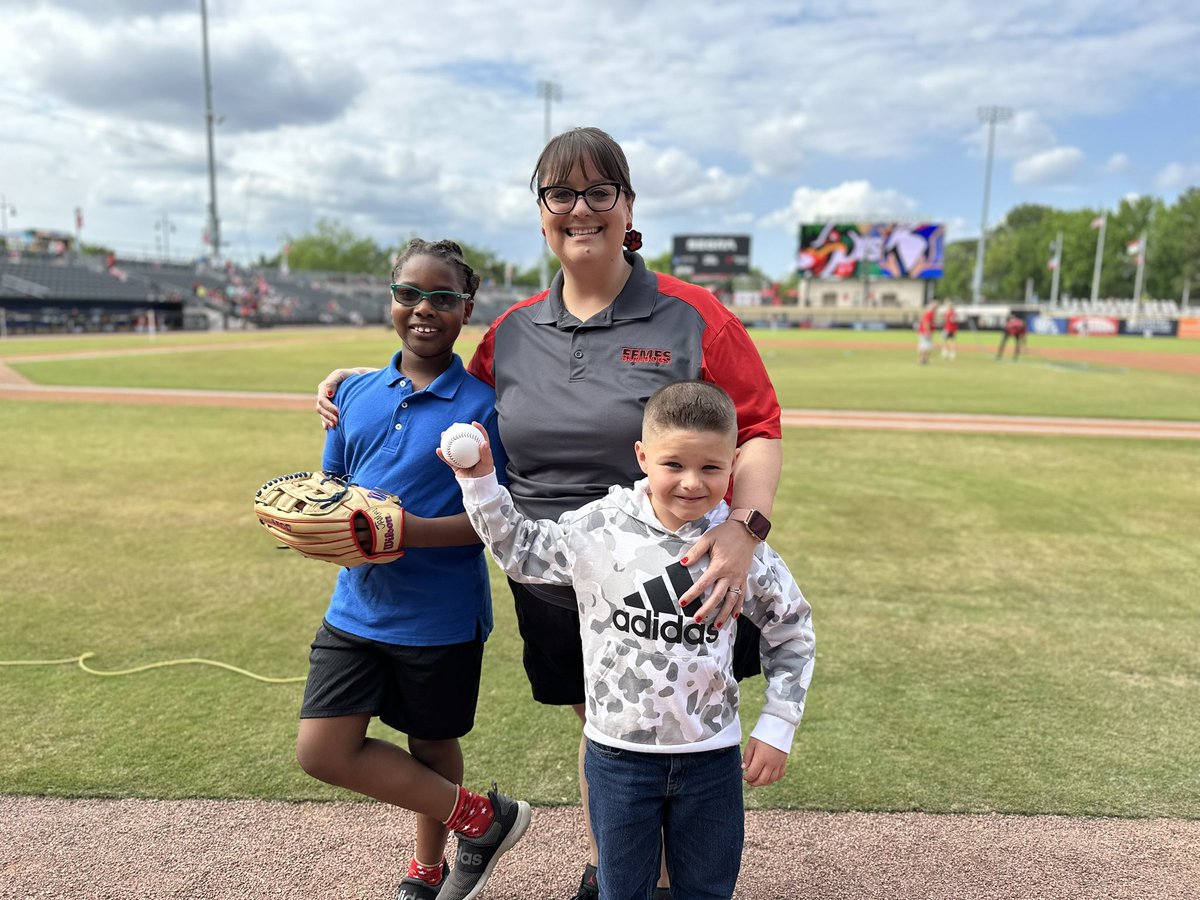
[394,424,402,431]
[574,350,583,358]
[401,402,408,408]
[399,379,407,386]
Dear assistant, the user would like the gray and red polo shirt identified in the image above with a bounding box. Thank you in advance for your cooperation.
[468,252,781,523]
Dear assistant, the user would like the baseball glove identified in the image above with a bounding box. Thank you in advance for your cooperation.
[253,471,404,567]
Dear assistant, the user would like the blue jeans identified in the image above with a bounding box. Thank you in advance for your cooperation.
[584,740,744,900]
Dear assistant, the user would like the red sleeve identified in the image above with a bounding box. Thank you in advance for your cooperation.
[467,322,497,386]
[700,317,782,443]
[468,290,549,386]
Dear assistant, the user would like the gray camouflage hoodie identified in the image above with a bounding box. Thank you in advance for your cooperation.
[459,472,815,755]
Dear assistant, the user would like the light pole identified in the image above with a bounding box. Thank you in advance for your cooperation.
[971,106,1012,305]
[0,194,15,240]
[537,79,562,291]
[200,0,221,260]
[1049,231,1063,307]
[155,213,177,261]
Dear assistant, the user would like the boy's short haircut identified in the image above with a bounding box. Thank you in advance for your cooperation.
[643,380,737,441]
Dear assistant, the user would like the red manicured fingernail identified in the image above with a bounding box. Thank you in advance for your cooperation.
[715,621,723,630]
[694,615,704,623]
[326,391,334,398]
[734,612,740,619]
[681,557,689,565]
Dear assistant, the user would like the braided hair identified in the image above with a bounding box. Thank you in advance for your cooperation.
[393,238,481,297]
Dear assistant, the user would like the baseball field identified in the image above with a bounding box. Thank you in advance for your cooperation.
[1,326,1198,898]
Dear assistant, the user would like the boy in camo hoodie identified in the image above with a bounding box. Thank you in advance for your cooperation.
[440,380,815,900]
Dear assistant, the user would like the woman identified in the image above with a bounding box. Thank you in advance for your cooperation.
[317,127,783,900]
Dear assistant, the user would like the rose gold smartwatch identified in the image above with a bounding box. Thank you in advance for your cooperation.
[729,508,771,542]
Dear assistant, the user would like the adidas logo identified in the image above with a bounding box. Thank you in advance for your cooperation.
[611,561,719,646]
[458,849,484,867]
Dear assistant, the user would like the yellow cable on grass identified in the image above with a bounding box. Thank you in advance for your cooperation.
[0,652,304,684]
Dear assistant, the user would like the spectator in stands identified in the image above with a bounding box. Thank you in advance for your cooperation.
[314,126,782,900]
[996,311,1027,361]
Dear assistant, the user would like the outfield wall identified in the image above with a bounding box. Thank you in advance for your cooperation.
[728,304,1200,339]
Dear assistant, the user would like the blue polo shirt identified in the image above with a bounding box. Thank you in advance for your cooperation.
[321,351,507,646]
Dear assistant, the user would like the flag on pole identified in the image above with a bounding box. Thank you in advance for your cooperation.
[1090,216,1105,229]
[1126,238,1142,256]
[1047,258,1059,270]
[75,207,83,230]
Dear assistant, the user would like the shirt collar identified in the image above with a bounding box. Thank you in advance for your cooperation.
[532,250,657,327]
[385,351,468,399]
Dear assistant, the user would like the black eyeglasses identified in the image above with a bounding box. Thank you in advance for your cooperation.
[389,284,471,311]
[538,182,624,215]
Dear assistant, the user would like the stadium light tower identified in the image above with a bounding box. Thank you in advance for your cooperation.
[971,106,1012,304]
[0,194,15,238]
[537,80,562,291]
[200,0,221,260]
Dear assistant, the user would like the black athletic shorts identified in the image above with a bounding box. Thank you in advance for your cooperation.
[510,578,762,708]
[300,619,484,740]
[511,578,586,706]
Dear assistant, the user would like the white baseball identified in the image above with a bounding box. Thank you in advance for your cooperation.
[440,423,484,468]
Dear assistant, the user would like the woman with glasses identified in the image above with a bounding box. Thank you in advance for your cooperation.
[317,127,783,900]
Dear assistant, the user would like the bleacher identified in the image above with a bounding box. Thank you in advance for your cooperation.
[254,270,390,325]
[0,257,153,302]
[120,260,228,300]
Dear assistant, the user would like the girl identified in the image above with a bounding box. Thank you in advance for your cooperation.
[296,239,529,900]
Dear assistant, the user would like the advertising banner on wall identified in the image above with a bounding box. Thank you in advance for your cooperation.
[1177,318,1200,339]
[1028,315,1067,335]
[672,235,751,278]
[1119,317,1177,337]
[796,222,944,279]
[1067,315,1120,336]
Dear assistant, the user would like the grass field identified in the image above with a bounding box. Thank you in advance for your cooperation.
[6,325,1198,420]
[1,328,1198,818]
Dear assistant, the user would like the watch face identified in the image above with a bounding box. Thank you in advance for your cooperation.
[745,510,771,542]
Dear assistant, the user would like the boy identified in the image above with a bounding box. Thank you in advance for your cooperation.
[296,239,529,900]
[440,380,815,900]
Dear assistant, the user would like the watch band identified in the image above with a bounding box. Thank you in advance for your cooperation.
[729,507,771,542]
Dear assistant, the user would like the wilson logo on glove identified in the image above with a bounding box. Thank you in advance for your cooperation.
[253,471,404,568]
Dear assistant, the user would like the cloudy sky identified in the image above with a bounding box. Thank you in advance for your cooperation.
[1,0,1197,278]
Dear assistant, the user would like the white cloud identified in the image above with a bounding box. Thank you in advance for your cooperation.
[762,181,920,231]
[2,0,1199,275]
[1155,162,1200,192]
[1012,147,1085,185]
[1104,153,1131,174]
[744,113,808,177]
[622,142,750,217]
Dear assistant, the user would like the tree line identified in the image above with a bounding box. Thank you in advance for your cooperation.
[938,189,1198,303]
[271,189,1199,303]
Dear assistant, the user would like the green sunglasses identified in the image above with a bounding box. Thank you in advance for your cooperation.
[389,283,472,311]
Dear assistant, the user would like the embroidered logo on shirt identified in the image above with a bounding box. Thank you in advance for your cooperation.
[612,561,719,645]
[621,347,672,365]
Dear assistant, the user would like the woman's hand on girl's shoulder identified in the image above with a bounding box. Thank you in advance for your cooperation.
[316,367,376,429]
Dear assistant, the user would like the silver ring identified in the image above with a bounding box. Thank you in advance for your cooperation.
[728,587,743,595]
